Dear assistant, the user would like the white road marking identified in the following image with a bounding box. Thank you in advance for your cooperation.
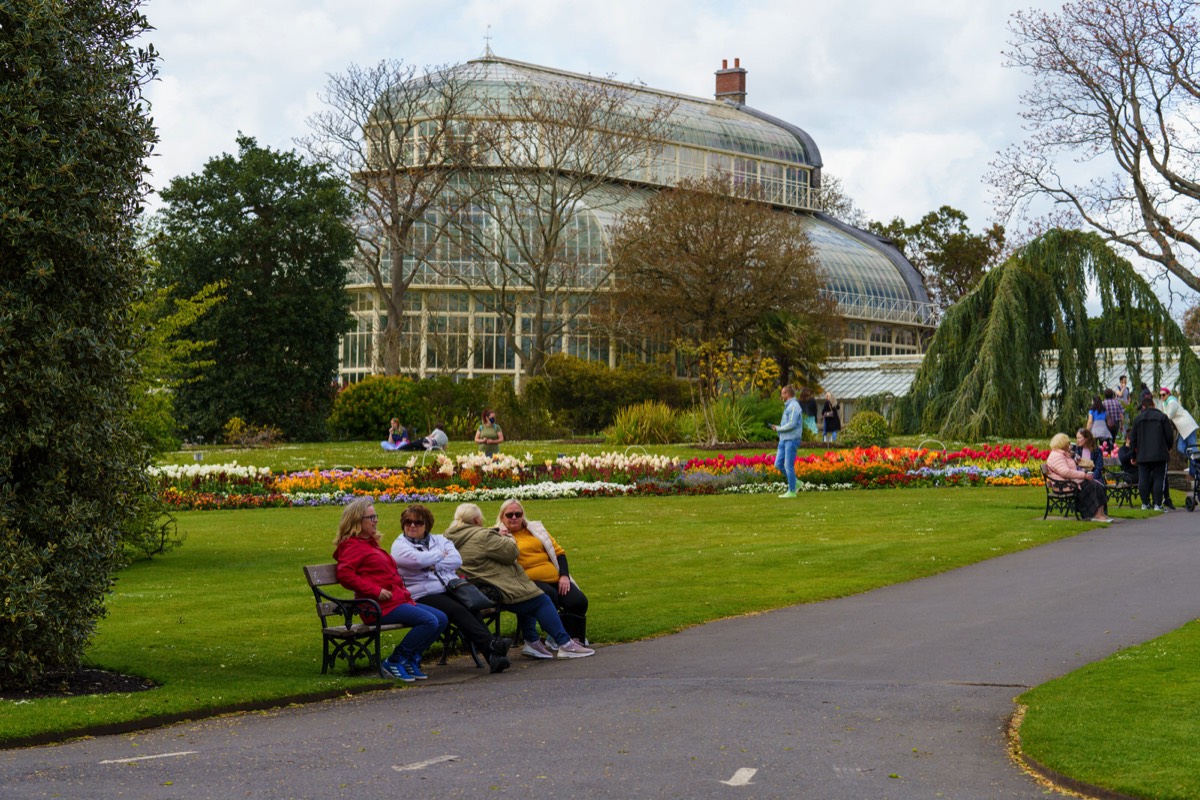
[99,751,197,764]
[391,754,460,772]
[720,767,757,786]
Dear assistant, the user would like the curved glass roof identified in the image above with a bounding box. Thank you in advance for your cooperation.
[403,56,817,167]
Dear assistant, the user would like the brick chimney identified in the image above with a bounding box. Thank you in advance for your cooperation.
[715,58,747,104]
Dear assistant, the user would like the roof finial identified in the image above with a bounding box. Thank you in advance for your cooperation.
[483,25,494,58]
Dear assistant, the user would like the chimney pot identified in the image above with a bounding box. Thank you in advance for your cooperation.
[722,59,728,69]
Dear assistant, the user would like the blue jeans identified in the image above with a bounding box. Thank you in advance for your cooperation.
[378,602,447,662]
[1179,430,1199,478]
[775,438,799,492]
[503,593,571,646]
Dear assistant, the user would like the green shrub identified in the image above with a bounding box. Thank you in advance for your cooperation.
[486,380,568,441]
[841,410,891,448]
[412,376,494,435]
[0,1,156,689]
[327,376,425,440]
[530,354,688,435]
[737,394,783,441]
[606,401,681,445]
[220,417,285,447]
[688,397,754,443]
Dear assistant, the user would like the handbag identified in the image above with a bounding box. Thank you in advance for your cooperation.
[444,577,494,612]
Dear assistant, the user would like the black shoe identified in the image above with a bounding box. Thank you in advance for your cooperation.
[488,637,512,674]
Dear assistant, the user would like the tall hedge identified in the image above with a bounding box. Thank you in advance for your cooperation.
[0,1,157,688]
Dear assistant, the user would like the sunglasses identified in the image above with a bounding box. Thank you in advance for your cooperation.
[363,514,378,521]
[503,511,524,519]
[402,519,424,527]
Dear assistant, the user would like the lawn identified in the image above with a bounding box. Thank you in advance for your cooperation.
[1,486,1083,746]
[1017,619,1200,800]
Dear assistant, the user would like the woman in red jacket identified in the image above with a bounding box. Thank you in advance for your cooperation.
[334,497,447,682]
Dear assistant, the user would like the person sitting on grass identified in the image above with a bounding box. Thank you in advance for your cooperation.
[1046,433,1114,522]
[380,418,410,451]
[333,496,447,682]
[399,423,449,451]
[444,503,594,660]
[391,503,512,674]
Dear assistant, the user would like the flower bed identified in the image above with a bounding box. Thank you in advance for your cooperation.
[153,446,1048,510]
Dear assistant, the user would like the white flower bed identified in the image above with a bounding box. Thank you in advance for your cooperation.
[723,481,856,494]
[150,462,272,479]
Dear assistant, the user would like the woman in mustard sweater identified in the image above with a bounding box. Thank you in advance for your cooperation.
[496,498,589,647]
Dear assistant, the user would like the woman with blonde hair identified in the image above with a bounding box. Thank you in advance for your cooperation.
[444,503,593,659]
[334,497,447,681]
[496,498,589,648]
[1045,433,1113,522]
[821,390,841,443]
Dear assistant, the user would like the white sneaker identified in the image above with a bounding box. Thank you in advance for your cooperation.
[556,639,594,658]
[521,640,553,659]
[543,637,559,652]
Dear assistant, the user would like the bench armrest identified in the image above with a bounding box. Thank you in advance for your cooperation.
[312,585,384,629]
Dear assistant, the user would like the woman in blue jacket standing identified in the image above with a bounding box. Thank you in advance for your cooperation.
[771,385,803,498]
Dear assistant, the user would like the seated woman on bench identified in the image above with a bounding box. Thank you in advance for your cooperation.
[1046,433,1113,523]
[391,503,512,674]
[334,497,447,682]
[496,498,589,648]
[444,503,594,660]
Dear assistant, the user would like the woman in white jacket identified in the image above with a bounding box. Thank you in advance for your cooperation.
[391,504,511,673]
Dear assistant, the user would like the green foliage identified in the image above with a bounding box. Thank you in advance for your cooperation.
[129,281,224,453]
[895,229,1200,439]
[327,376,424,440]
[605,402,682,445]
[412,376,494,435]
[736,394,784,442]
[220,417,285,447]
[0,0,156,689]
[841,411,891,448]
[869,206,1005,311]
[687,396,754,444]
[154,136,354,442]
[528,354,688,435]
[855,392,897,421]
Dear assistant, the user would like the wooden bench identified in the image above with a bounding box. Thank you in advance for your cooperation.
[1040,463,1081,520]
[303,564,401,677]
[304,564,494,676]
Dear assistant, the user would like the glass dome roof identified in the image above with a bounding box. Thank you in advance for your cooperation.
[402,56,820,167]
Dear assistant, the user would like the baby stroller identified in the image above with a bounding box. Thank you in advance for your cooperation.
[1184,446,1200,511]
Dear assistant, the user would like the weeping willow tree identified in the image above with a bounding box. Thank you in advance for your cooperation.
[895,229,1200,439]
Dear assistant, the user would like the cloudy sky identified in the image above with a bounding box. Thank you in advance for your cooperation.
[141,0,1068,231]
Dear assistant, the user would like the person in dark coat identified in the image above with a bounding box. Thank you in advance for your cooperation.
[1129,395,1176,510]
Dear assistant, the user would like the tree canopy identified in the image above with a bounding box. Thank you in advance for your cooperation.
[895,229,1200,439]
[154,136,354,441]
[869,206,1005,312]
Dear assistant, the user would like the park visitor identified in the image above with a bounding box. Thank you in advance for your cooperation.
[1130,395,1175,511]
[495,498,589,647]
[381,418,410,451]
[400,423,449,452]
[475,409,505,456]
[1102,388,1125,441]
[1074,428,1105,483]
[333,497,447,682]
[1087,395,1113,451]
[798,387,820,438]
[391,503,512,674]
[770,385,802,499]
[821,391,841,444]
[444,503,594,660]
[1114,374,1131,406]
[1045,433,1113,523]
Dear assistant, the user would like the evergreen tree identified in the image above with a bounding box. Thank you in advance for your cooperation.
[0,0,157,688]
[895,229,1200,439]
[155,137,354,441]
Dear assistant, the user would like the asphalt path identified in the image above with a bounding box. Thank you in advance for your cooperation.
[3,511,1198,799]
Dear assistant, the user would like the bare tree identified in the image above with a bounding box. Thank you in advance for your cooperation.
[609,174,840,439]
[991,0,1200,291]
[819,173,869,229]
[446,77,677,379]
[299,60,479,374]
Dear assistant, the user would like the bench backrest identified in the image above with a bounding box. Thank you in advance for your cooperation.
[304,564,349,621]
